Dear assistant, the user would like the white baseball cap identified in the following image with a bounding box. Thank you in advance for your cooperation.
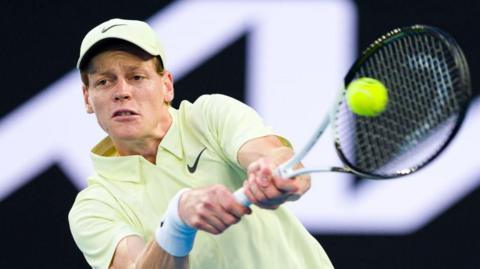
[77,18,166,69]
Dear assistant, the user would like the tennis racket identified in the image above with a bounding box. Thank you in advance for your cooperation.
[234,25,472,206]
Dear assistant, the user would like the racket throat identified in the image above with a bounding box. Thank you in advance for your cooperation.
[278,166,353,178]
[330,166,352,174]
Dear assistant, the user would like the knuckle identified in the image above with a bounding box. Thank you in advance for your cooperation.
[198,223,212,233]
[190,217,202,228]
[198,199,215,211]
[231,216,241,225]
[264,189,278,200]
[195,205,210,219]
[199,209,211,219]
[223,215,237,226]
[208,184,229,196]
[222,202,235,212]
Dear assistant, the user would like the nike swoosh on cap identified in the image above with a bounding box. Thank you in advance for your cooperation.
[101,24,126,33]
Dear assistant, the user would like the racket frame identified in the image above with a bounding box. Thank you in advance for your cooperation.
[234,25,472,206]
[337,25,471,179]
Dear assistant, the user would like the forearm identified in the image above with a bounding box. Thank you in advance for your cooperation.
[238,135,292,169]
[133,240,188,269]
[110,236,189,269]
[262,146,295,167]
[111,190,196,269]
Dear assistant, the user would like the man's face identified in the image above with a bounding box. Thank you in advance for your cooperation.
[83,50,174,143]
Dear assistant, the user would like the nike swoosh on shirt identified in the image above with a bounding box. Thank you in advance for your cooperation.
[187,147,207,173]
[101,24,126,33]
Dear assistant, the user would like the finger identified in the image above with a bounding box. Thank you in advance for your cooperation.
[271,176,305,202]
[247,160,262,173]
[196,221,222,235]
[271,176,300,193]
[188,213,223,234]
[256,173,271,188]
[254,172,290,201]
[243,180,259,205]
[203,206,245,234]
[219,193,252,219]
[196,202,229,231]
[249,171,290,204]
[248,181,268,202]
[257,160,275,187]
[212,211,240,228]
[297,174,312,195]
[254,175,284,197]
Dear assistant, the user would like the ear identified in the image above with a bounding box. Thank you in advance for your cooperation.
[82,85,94,114]
[163,70,174,103]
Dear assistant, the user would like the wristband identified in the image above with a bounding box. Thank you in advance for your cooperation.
[155,189,197,257]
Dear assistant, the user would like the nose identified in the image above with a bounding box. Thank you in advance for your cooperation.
[113,79,132,101]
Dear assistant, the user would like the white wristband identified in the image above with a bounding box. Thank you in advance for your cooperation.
[155,189,197,257]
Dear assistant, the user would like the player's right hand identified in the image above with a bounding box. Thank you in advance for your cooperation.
[178,185,252,234]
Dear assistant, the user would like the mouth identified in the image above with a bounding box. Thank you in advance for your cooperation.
[112,109,139,118]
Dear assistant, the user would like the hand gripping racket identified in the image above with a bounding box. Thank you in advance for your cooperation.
[234,25,472,206]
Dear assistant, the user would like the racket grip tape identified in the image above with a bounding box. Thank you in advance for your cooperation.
[233,187,252,207]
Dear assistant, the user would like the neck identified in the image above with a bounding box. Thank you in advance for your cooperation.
[116,138,163,164]
[112,111,172,164]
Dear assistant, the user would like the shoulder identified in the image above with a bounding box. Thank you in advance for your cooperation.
[68,181,137,245]
[196,93,242,104]
[185,94,260,122]
[72,180,114,203]
[176,94,255,129]
[68,183,116,225]
[180,94,249,112]
[68,183,141,269]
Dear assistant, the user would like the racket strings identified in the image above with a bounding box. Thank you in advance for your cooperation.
[335,32,470,177]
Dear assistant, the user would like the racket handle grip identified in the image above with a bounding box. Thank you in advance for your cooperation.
[233,187,252,207]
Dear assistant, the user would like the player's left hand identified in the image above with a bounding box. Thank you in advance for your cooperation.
[243,158,311,209]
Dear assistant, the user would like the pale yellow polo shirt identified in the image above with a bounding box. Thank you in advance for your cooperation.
[69,94,333,269]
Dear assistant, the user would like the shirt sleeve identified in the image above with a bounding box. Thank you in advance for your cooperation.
[68,186,142,269]
[189,94,280,167]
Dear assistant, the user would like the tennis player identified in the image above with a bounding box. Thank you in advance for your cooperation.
[68,18,333,269]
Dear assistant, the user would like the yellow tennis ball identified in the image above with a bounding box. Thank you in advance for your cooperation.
[346,77,388,117]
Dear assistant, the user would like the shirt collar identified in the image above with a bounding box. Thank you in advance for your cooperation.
[158,106,184,160]
[90,137,143,182]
